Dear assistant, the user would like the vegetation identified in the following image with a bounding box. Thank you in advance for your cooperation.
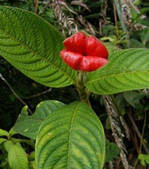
[0,0,149,169]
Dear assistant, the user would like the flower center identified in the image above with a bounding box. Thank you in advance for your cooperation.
[82,52,87,56]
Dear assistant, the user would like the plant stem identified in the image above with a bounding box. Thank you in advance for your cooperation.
[23,88,51,99]
[75,71,90,106]
[0,73,32,114]
[139,112,147,154]
[113,0,128,34]
[113,2,119,39]
[34,0,39,13]
[128,111,149,155]
[113,0,130,44]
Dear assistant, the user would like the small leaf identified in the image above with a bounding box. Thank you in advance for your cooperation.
[123,91,145,108]
[0,129,9,137]
[115,94,126,115]
[36,102,105,169]
[29,161,36,169]
[7,142,29,169]
[4,141,13,152]
[138,154,149,166]
[0,138,7,144]
[13,100,65,139]
[105,140,120,162]
[9,129,17,137]
[29,151,35,161]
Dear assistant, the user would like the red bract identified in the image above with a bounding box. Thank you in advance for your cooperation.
[60,32,108,72]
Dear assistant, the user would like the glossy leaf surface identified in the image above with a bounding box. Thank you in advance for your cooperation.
[0,6,76,87]
[36,102,105,169]
[86,48,149,94]
[13,100,64,139]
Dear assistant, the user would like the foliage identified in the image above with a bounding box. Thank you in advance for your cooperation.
[4,141,29,169]
[0,1,149,169]
[138,154,149,166]
[36,102,105,169]
[0,128,34,169]
[105,140,120,162]
[86,48,149,94]
[13,100,65,139]
[0,6,76,87]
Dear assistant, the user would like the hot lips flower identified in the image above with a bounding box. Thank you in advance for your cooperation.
[60,32,108,72]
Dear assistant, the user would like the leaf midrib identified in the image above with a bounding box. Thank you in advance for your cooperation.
[0,27,75,83]
[87,69,149,84]
[66,102,81,169]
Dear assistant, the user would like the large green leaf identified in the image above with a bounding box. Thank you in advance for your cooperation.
[0,6,76,87]
[13,100,65,139]
[86,48,149,94]
[36,102,105,169]
[4,141,29,169]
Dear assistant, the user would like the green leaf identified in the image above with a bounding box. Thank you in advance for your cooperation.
[130,8,138,20]
[29,161,36,169]
[4,141,14,152]
[9,129,17,137]
[133,0,141,5]
[13,100,65,139]
[140,28,149,45]
[138,154,149,166]
[105,140,120,162]
[115,94,126,115]
[86,48,149,95]
[35,102,105,169]
[0,129,9,137]
[29,151,35,161]
[140,7,149,15]
[123,91,145,108]
[0,6,76,87]
[0,138,7,144]
[136,18,149,27]
[7,142,29,169]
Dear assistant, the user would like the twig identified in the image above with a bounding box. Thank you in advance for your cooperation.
[113,2,119,39]
[113,0,128,36]
[71,0,91,12]
[0,73,32,114]
[128,112,149,155]
[139,112,147,153]
[34,0,39,13]
[109,161,114,169]
[132,112,147,169]
[22,88,52,99]
[98,0,108,35]
[127,0,140,14]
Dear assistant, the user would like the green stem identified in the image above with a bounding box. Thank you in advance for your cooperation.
[75,71,90,106]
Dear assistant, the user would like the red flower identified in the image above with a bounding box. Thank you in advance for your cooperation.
[60,32,108,72]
